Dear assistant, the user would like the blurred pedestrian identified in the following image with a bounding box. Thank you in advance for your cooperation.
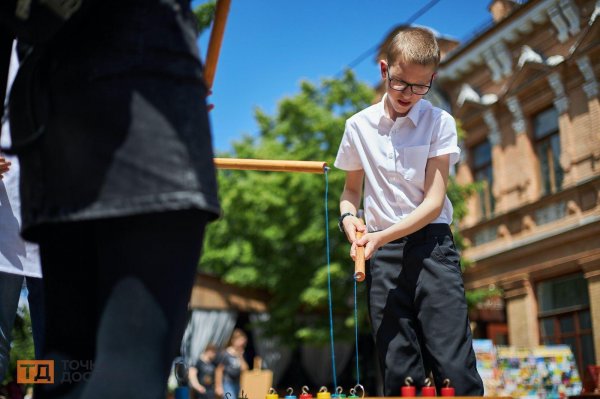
[189,344,218,399]
[215,329,249,398]
[0,41,44,384]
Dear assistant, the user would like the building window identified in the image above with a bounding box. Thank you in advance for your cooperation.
[537,274,595,374]
[535,201,566,226]
[533,107,563,195]
[472,139,495,219]
[472,225,497,246]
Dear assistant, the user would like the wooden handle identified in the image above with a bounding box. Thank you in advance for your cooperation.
[354,221,366,282]
[214,158,327,174]
[204,0,232,90]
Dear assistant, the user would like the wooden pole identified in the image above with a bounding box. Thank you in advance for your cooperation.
[204,0,232,90]
[354,218,366,282]
[214,158,327,174]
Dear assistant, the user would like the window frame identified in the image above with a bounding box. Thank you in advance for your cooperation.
[471,139,495,220]
[536,274,595,375]
[532,107,563,196]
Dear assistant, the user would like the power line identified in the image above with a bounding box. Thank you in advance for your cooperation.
[335,0,443,77]
[404,0,443,25]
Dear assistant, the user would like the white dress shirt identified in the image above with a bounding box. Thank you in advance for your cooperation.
[334,95,460,232]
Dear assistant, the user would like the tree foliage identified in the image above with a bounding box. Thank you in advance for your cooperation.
[201,70,374,345]
[2,307,34,386]
[193,0,216,36]
[200,71,488,346]
[450,121,502,302]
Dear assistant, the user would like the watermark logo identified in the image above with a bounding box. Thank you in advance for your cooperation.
[17,360,54,384]
[58,360,94,384]
[17,359,94,384]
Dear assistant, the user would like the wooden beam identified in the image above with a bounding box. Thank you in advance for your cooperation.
[214,158,328,174]
[189,273,269,312]
[204,0,232,90]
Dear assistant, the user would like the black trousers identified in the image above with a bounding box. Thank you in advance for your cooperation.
[34,210,209,399]
[366,224,483,396]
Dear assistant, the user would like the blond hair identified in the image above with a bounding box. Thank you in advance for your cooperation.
[386,26,440,68]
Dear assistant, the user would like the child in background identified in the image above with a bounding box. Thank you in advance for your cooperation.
[215,329,249,398]
[189,344,218,399]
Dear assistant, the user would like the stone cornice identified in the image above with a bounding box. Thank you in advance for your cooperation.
[501,274,532,299]
[467,214,600,263]
[581,253,600,281]
[439,0,556,81]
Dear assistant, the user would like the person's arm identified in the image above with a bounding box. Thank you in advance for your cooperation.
[188,366,207,394]
[355,154,451,260]
[214,363,225,397]
[0,32,12,122]
[239,354,249,372]
[0,31,11,155]
[339,169,366,244]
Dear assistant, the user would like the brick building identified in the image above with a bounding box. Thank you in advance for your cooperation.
[433,0,600,375]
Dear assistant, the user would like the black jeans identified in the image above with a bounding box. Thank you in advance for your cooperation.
[34,210,209,399]
[366,224,483,396]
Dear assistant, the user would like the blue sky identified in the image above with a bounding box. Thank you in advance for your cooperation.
[196,1,495,154]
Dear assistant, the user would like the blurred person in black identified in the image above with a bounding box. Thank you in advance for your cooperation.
[215,329,248,399]
[189,344,218,399]
[0,1,220,398]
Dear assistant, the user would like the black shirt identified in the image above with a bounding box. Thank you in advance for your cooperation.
[219,351,243,383]
[8,0,220,240]
[192,358,216,399]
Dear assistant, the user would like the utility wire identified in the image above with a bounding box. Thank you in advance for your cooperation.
[335,0,443,77]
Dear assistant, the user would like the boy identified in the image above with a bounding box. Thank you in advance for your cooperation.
[335,27,483,396]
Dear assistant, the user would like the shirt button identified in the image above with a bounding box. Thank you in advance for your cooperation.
[388,153,393,159]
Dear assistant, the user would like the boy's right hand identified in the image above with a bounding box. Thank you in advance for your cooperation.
[342,216,366,244]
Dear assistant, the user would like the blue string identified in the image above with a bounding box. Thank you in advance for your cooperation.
[354,279,360,385]
[324,167,338,390]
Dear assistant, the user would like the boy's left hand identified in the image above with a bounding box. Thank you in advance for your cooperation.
[351,231,383,261]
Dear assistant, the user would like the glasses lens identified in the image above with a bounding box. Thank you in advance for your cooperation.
[389,80,407,91]
[412,85,429,95]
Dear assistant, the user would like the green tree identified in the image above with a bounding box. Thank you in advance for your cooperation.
[452,174,503,307]
[202,70,374,345]
[2,307,34,386]
[450,121,504,305]
[193,0,216,36]
[447,120,479,254]
[201,71,488,346]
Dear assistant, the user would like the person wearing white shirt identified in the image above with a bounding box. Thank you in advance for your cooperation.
[0,41,44,383]
[335,27,483,396]
[2,1,219,397]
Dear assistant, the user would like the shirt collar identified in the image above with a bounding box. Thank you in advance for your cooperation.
[377,94,423,133]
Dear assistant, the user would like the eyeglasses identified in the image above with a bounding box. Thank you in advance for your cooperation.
[386,71,433,95]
